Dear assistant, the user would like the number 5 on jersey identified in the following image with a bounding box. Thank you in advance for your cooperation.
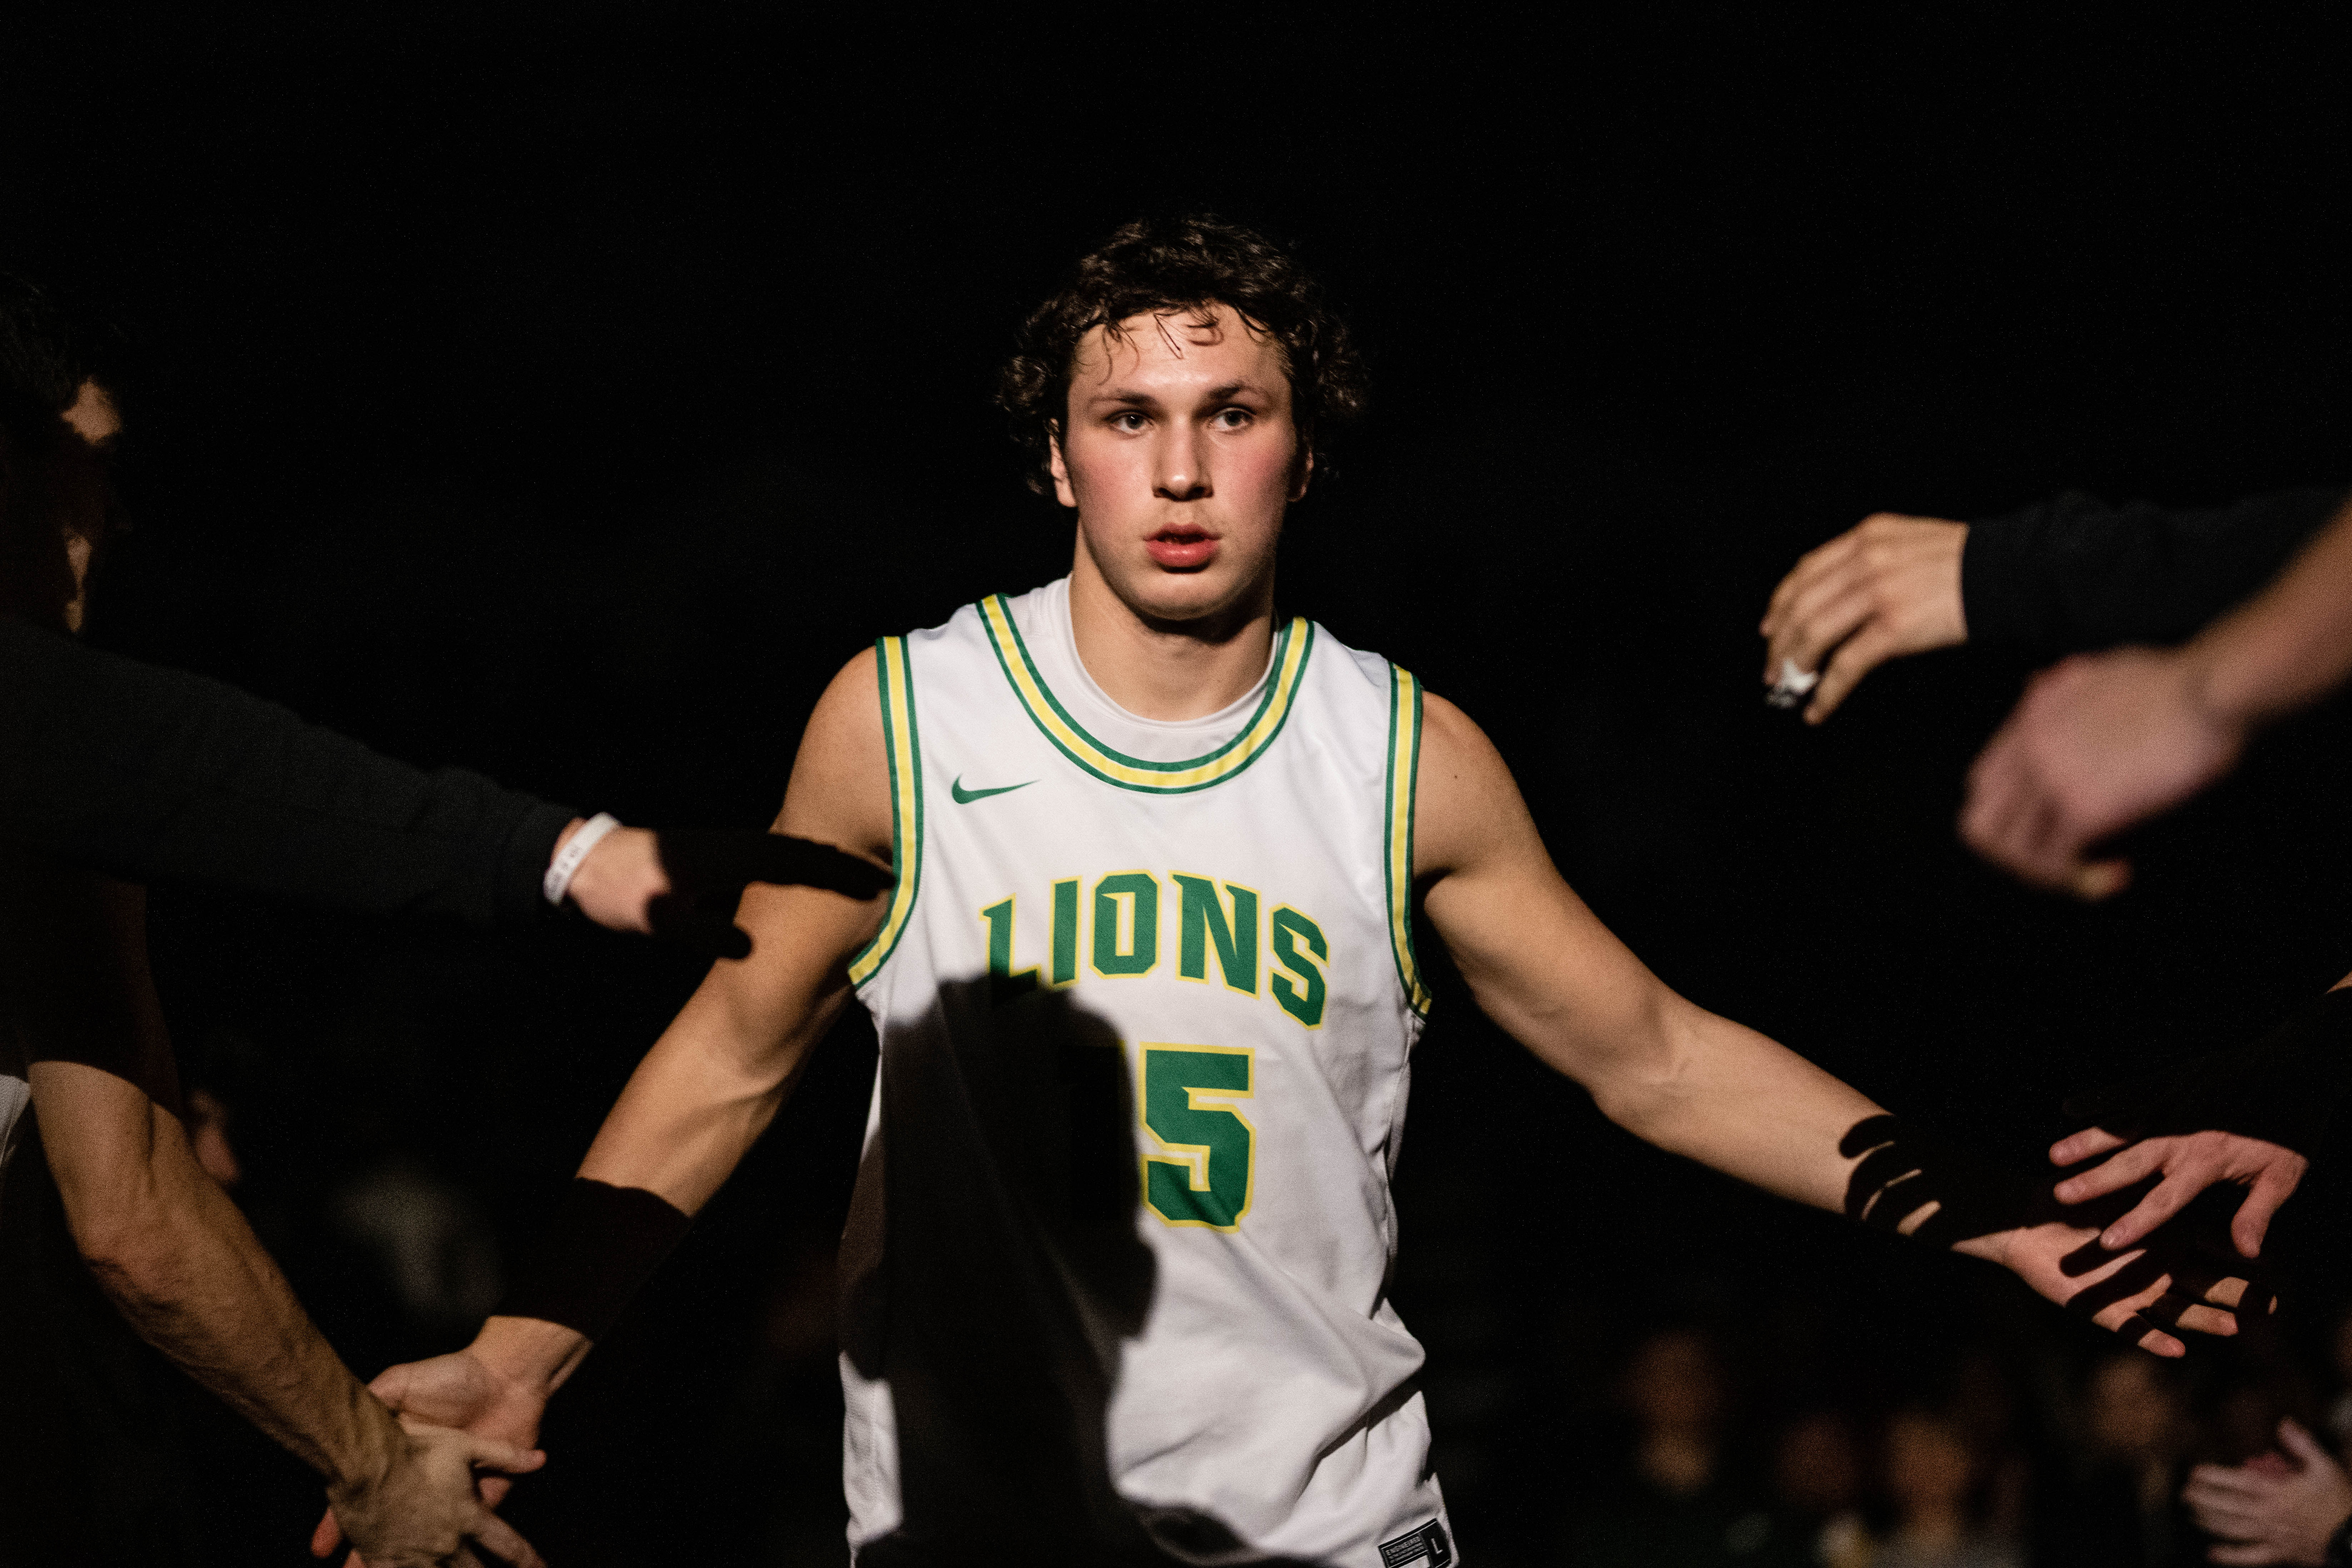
[1141,1045,1256,1230]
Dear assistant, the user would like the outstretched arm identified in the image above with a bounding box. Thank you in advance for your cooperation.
[1960,494,2352,897]
[1413,693,2246,1354]
[345,651,894,1486]
[4,860,544,1567]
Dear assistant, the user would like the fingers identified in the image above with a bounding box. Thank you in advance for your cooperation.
[2208,1546,2281,1566]
[1760,531,1861,647]
[2072,857,2133,902]
[309,1508,344,1558]
[2233,1165,2305,1258]
[2157,1297,2241,1339]
[2094,1168,2206,1252]
[2053,1137,2168,1204]
[1805,623,1899,724]
[464,1434,547,1476]
[467,1508,546,1568]
[2277,1416,2330,1467]
[2051,1126,2128,1166]
[1772,580,1875,690]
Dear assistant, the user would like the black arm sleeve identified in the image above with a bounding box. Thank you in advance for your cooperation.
[1961,485,2347,655]
[0,614,575,928]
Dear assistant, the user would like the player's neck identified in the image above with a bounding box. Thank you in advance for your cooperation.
[1066,555,1278,723]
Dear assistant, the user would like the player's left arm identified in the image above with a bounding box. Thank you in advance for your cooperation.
[1411,692,2246,1354]
[3,859,545,1564]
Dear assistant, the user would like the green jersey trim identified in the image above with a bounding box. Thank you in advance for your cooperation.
[977,594,1314,795]
[848,636,924,987]
[1385,665,1433,1018]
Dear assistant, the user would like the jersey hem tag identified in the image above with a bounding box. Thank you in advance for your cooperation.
[1378,1520,1453,1567]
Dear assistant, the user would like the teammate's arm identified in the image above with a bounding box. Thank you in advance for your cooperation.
[346,651,894,1477]
[1412,693,2245,1355]
[6,863,546,1566]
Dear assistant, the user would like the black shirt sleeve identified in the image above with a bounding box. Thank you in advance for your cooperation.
[0,615,575,928]
[1961,485,2347,655]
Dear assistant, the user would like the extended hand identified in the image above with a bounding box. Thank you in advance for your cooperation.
[2185,1418,2352,1566]
[1965,1214,2251,1359]
[1842,1115,2256,1357]
[1759,513,1968,723]
[2052,1126,2307,1259]
[312,1350,550,1563]
[1959,646,2245,899]
[321,1414,545,1568]
[564,824,891,958]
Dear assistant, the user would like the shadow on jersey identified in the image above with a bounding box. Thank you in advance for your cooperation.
[841,973,1318,1565]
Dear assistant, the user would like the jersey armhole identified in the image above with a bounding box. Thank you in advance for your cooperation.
[847,636,924,990]
[1383,664,1434,1018]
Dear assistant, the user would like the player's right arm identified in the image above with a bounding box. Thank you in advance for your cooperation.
[351,651,894,1481]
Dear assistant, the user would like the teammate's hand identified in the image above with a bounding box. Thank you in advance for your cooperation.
[312,1349,550,1564]
[562,824,891,958]
[1758,513,1968,724]
[2052,1126,2308,1259]
[319,1413,545,1568]
[2185,1418,2352,1566]
[1958,646,2246,900]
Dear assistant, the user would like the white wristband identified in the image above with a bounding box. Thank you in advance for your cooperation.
[544,812,624,906]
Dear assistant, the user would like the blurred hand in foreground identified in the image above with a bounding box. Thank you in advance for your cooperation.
[1958,646,2245,899]
[2184,1418,2352,1566]
[1759,512,1968,723]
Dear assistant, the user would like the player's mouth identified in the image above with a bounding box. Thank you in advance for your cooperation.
[1145,524,1220,571]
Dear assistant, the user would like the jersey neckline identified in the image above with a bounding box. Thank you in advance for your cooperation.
[977,592,1316,795]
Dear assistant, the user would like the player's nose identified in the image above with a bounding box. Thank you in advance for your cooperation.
[1154,425,1211,500]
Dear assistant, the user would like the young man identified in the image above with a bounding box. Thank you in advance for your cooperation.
[363,218,2252,1563]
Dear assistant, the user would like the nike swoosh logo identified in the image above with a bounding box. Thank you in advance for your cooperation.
[950,776,1036,804]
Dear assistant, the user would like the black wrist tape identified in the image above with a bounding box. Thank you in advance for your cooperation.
[494,1178,693,1343]
[2066,987,2352,1156]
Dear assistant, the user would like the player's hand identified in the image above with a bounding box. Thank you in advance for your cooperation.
[312,1349,550,1563]
[1759,513,1968,723]
[2184,1418,2352,1566]
[1842,1115,2258,1357]
[1959,646,2246,900]
[319,1413,545,1568]
[2052,1126,2308,1259]
[1961,1214,2253,1359]
[562,823,891,958]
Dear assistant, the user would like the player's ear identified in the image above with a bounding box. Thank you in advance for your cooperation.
[1047,421,1079,510]
[1288,438,1315,503]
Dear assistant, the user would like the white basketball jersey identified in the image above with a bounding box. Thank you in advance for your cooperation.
[838,578,1455,1565]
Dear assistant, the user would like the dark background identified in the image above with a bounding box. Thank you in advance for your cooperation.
[6,5,2352,1562]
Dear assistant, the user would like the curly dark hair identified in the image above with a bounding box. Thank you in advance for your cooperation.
[995,215,1368,496]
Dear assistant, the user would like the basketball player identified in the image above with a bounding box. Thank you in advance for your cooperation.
[350,219,2254,1564]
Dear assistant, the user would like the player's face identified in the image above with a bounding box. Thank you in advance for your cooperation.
[1051,305,1309,626]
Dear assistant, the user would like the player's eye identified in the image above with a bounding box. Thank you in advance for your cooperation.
[1210,407,1254,430]
[1108,411,1149,433]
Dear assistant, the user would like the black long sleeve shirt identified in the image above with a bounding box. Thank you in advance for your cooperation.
[0,615,573,927]
[1962,485,2346,656]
